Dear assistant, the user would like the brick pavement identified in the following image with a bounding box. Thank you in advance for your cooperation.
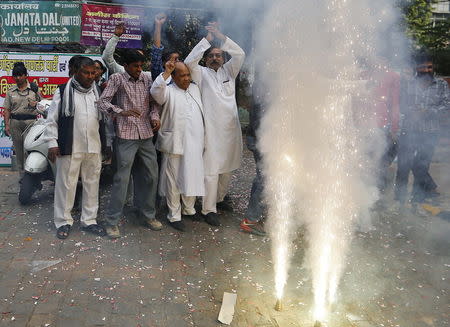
[0,146,448,327]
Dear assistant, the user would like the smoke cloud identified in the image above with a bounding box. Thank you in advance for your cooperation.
[255,0,407,321]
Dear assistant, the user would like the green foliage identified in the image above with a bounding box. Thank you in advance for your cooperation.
[402,0,450,51]
[162,12,205,59]
[399,0,450,74]
[404,0,433,42]
[426,19,450,51]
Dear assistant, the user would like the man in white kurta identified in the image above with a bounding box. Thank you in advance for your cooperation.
[184,23,245,226]
[45,58,105,239]
[150,61,205,232]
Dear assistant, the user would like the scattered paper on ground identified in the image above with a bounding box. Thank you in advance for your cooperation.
[30,260,62,273]
[218,292,237,325]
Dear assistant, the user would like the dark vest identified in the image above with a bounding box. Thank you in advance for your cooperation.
[57,84,106,156]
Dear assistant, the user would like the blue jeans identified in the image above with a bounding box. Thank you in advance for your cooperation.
[245,136,266,222]
[395,131,439,203]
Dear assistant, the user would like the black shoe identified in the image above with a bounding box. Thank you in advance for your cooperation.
[216,201,233,212]
[182,213,202,221]
[169,220,186,232]
[204,212,220,226]
[81,224,106,237]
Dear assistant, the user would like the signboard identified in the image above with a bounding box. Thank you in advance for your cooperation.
[0,1,81,44]
[80,3,143,49]
[0,52,103,166]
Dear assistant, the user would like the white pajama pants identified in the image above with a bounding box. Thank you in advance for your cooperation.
[166,192,196,223]
[54,152,101,228]
[160,155,197,223]
[201,173,232,215]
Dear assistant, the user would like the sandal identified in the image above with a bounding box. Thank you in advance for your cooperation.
[81,224,106,236]
[56,224,71,239]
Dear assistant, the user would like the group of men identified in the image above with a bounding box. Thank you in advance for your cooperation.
[43,16,258,239]
[6,14,449,241]
[354,54,450,207]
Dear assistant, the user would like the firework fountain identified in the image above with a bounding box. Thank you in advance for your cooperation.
[256,0,402,323]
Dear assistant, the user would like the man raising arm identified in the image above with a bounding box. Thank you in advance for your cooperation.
[98,49,161,239]
[184,22,245,226]
[151,60,205,232]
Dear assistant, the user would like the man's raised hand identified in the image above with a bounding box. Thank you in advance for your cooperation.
[114,23,125,37]
[153,13,166,48]
[165,60,175,74]
[205,22,226,41]
[163,60,176,80]
[206,31,214,43]
[155,13,167,26]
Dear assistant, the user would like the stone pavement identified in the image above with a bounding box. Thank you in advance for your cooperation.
[0,145,449,327]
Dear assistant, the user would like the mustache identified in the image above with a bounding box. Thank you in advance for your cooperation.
[417,71,433,78]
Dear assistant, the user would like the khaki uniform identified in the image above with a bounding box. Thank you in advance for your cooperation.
[3,82,40,170]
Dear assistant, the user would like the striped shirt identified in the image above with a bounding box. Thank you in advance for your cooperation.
[400,76,450,133]
[98,71,160,140]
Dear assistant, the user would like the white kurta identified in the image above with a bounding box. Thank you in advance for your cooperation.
[184,37,245,175]
[150,74,205,197]
[45,88,101,153]
[44,86,102,228]
[160,95,204,196]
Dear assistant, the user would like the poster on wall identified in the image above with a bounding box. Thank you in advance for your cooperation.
[0,52,103,166]
[80,3,143,49]
[0,1,82,44]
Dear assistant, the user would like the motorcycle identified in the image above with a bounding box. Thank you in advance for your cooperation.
[18,99,115,205]
[19,99,55,205]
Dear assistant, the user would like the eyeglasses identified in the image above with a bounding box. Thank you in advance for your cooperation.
[207,53,223,59]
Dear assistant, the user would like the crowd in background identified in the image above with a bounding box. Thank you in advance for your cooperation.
[2,13,450,241]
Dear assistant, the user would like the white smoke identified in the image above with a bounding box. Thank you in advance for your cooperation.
[255,0,405,321]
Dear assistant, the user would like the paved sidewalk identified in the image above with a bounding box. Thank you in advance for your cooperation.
[0,145,448,327]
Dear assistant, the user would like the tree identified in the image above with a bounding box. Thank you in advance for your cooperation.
[401,0,450,51]
[399,0,450,74]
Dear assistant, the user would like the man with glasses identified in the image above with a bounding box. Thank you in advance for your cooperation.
[184,22,245,226]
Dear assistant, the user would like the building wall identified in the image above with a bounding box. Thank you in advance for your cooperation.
[431,0,450,23]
